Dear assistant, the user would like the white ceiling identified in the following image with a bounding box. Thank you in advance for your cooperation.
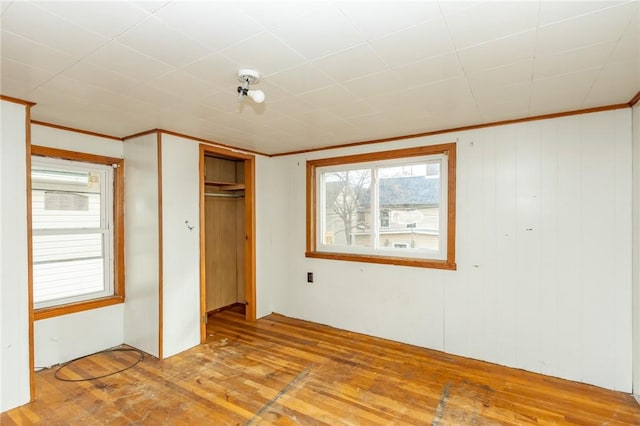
[1,1,639,155]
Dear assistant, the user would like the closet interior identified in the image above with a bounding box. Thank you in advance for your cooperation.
[203,154,246,316]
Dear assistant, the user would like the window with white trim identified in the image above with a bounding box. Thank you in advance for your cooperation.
[307,143,456,270]
[31,148,124,315]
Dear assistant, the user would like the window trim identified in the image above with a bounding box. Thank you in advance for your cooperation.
[31,146,125,320]
[306,143,456,270]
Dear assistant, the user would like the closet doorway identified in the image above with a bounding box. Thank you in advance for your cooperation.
[199,144,255,342]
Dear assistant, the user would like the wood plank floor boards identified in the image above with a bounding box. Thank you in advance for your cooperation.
[2,311,639,425]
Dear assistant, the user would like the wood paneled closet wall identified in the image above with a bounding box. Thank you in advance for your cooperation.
[203,155,245,313]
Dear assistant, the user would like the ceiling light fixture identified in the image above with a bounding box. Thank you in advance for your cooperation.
[237,69,265,104]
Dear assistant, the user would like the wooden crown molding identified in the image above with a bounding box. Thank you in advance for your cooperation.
[629,90,640,107]
[31,120,123,142]
[123,128,269,157]
[0,94,36,107]
[271,103,631,157]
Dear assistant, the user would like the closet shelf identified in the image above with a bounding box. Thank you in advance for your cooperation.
[204,180,245,191]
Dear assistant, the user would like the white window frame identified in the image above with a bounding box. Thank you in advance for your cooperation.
[32,156,114,309]
[316,155,448,260]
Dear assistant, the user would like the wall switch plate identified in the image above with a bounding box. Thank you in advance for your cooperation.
[307,272,313,283]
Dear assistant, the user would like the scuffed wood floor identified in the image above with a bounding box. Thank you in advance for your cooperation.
[3,310,639,425]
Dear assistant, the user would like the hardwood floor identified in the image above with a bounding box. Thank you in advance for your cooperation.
[3,310,639,425]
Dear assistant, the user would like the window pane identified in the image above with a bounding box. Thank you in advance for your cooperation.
[32,168,101,230]
[33,233,103,263]
[321,169,372,247]
[33,258,104,304]
[377,163,440,251]
[31,156,114,309]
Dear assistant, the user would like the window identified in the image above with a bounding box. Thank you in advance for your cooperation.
[306,143,456,269]
[31,146,124,319]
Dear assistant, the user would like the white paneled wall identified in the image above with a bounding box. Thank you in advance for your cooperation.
[34,305,124,368]
[270,109,633,392]
[123,133,160,357]
[633,103,640,395]
[30,125,126,367]
[255,155,286,319]
[160,134,200,358]
[0,100,30,411]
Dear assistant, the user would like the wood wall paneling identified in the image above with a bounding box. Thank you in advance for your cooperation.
[204,156,247,313]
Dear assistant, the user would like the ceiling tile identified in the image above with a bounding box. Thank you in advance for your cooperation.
[538,1,627,26]
[1,1,108,57]
[86,41,174,83]
[154,2,265,51]
[129,1,169,14]
[342,68,409,99]
[262,95,317,116]
[584,60,640,106]
[338,1,442,41]
[33,1,149,39]
[63,61,139,93]
[411,76,474,104]
[343,52,464,99]
[312,44,388,82]
[394,53,465,86]
[533,42,616,80]
[0,76,34,99]
[180,53,241,88]
[220,31,306,77]
[529,68,602,115]
[270,4,367,61]
[536,2,635,56]
[237,2,314,30]
[267,63,335,95]
[610,21,640,62]
[467,60,533,90]
[1,29,77,74]
[472,82,531,107]
[479,98,531,122]
[147,70,222,100]
[444,1,539,49]
[117,17,211,67]
[368,16,456,66]
[125,83,183,109]
[292,109,356,134]
[457,29,536,73]
[299,84,356,109]
[1,57,56,93]
[1,1,13,15]
[437,1,480,17]
[201,89,246,112]
[325,99,377,119]
[41,74,114,101]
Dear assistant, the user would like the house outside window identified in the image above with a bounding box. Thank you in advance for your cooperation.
[307,143,456,270]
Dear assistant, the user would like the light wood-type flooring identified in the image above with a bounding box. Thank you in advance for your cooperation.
[2,310,640,425]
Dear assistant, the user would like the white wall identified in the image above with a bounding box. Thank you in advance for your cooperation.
[123,133,160,357]
[255,154,281,318]
[0,100,30,411]
[30,124,126,367]
[160,134,200,358]
[269,109,633,392]
[633,103,640,395]
[34,305,124,368]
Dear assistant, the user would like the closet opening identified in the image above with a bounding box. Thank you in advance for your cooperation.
[199,145,255,342]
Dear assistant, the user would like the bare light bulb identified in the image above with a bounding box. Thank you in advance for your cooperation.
[247,89,265,103]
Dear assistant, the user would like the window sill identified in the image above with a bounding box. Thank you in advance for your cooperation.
[34,295,125,321]
[306,251,457,270]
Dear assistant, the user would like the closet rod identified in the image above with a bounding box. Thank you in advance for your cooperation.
[205,193,244,198]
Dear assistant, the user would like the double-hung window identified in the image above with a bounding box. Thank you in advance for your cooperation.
[307,143,456,269]
[31,146,124,318]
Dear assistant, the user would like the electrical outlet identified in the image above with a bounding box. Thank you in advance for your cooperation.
[307,272,313,283]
